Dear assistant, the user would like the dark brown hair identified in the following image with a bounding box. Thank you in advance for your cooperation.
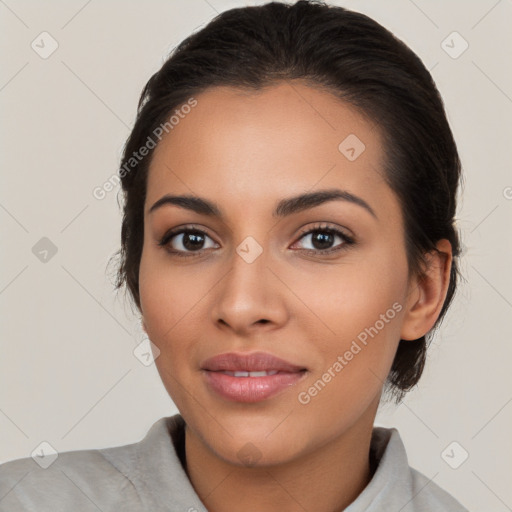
[109,0,463,403]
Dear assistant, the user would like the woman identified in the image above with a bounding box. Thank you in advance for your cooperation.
[0,1,468,510]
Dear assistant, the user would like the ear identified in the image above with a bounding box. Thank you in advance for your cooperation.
[400,239,453,341]
[141,318,148,334]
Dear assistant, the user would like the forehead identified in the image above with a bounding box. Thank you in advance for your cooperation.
[145,81,391,218]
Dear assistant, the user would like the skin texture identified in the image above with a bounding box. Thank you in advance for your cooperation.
[138,81,452,512]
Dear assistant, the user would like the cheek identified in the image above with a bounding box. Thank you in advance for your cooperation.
[290,246,407,345]
[139,244,202,335]
[293,299,404,439]
[139,255,204,410]
[291,248,406,402]
[138,248,216,372]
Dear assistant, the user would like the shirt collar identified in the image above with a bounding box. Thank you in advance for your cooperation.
[115,414,417,511]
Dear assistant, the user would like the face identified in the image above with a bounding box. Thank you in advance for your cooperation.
[139,81,415,466]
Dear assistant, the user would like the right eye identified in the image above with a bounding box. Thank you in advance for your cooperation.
[158,226,219,257]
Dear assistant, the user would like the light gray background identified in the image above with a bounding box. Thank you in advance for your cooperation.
[1,0,511,510]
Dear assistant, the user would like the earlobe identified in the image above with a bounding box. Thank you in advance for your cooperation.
[400,239,453,341]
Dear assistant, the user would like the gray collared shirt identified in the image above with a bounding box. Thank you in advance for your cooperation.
[0,414,468,511]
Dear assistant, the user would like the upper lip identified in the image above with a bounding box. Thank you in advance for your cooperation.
[201,351,307,372]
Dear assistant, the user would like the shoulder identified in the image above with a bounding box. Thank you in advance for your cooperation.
[0,442,143,511]
[366,427,469,512]
[408,466,469,511]
[0,416,184,512]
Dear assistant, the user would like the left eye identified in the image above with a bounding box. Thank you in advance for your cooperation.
[293,227,352,252]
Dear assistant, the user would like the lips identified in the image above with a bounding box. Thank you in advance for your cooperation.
[201,351,307,373]
[201,351,307,403]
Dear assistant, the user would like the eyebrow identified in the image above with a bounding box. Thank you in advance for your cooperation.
[148,188,377,220]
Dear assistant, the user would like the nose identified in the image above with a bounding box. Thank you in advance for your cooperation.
[210,241,289,336]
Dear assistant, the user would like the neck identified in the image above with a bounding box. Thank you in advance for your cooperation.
[183,400,379,512]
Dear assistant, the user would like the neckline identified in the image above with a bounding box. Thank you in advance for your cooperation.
[173,416,381,481]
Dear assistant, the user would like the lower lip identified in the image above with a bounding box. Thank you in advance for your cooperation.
[202,370,306,403]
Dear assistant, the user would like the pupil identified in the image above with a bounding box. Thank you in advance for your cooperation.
[312,231,333,250]
[183,232,204,250]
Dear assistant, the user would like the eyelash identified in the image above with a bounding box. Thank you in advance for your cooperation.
[157,223,356,258]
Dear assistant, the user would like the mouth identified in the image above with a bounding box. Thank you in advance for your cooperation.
[202,369,307,403]
[216,370,281,377]
[200,351,308,403]
[201,351,307,373]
